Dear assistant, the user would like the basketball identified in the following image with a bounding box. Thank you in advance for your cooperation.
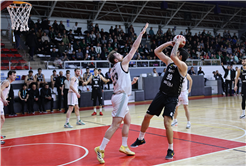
[172,35,186,48]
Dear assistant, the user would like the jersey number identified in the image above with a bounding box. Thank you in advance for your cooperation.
[167,74,173,81]
[112,72,118,86]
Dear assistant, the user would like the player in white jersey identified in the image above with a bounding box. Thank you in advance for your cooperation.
[64,68,85,128]
[94,23,148,164]
[0,70,17,144]
[171,73,193,129]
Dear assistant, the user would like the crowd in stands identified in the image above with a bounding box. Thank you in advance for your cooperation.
[18,17,246,66]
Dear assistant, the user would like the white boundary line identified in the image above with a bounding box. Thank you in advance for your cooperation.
[1,143,89,166]
[153,146,246,166]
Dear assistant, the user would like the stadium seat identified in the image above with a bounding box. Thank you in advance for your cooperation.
[1,43,5,48]
[10,48,18,52]
[1,54,7,57]
[19,60,27,63]
[11,66,16,70]
[14,54,22,58]
[1,60,9,64]
[0,66,9,70]
[1,48,10,53]
[10,60,19,63]
[15,66,23,70]
[6,54,15,58]
[24,66,32,70]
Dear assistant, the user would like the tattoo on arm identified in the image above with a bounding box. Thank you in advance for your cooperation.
[171,43,179,57]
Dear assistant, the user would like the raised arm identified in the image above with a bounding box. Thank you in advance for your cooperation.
[83,75,92,85]
[221,62,226,71]
[99,75,110,83]
[186,74,193,93]
[154,41,173,65]
[122,23,148,67]
[234,68,240,91]
[170,38,188,76]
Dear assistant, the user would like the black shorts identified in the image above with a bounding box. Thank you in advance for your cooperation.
[147,91,178,119]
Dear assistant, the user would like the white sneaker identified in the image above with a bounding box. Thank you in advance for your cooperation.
[240,115,245,119]
[186,123,191,129]
[171,121,178,126]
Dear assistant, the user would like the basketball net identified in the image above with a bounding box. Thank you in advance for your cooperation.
[7,1,32,31]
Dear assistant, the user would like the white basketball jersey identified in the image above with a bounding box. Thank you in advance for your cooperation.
[0,80,10,101]
[111,62,131,96]
[181,77,187,92]
[69,77,79,93]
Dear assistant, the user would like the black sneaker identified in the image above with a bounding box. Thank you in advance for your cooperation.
[165,149,174,159]
[130,138,146,148]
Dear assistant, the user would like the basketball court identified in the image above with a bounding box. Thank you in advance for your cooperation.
[1,96,246,165]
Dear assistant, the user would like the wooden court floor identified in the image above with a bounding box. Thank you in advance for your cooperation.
[1,96,246,165]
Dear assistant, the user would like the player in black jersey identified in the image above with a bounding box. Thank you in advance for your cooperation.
[50,70,58,92]
[83,68,109,116]
[35,68,47,89]
[131,36,189,160]
[234,56,246,119]
[25,70,36,88]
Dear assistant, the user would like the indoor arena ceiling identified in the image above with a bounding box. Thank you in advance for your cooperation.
[2,1,246,31]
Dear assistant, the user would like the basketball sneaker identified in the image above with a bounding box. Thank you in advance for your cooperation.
[171,121,178,126]
[119,145,135,156]
[131,138,146,148]
[94,146,105,164]
[165,149,174,159]
[1,135,6,139]
[1,140,5,145]
[77,120,85,125]
[64,123,73,128]
[91,112,97,116]
[100,112,103,116]
[186,123,191,129]
[240,114,245,119]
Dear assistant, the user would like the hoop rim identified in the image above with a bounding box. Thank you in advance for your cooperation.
[11,1,32,6]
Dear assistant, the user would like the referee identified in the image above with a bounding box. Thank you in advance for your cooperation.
[83,68,109,116]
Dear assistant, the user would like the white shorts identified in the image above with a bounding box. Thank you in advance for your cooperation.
[177,90,189,106]
[0,101,4,115]
[67,92,78,106]
[111,93,129,118]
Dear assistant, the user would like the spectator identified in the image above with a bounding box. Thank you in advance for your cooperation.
[41,32,50,43]
[67,30,74,43]
[143,44,150,57]
[188,67,196,75]
[152,68,158,76]
[90,47,97,58]
[161,68,166,77]
[63,72,70,114]
[72,22,78,33]
[18,83,29,115]
[26,31,38,61]
[58,21,65,33]
[7,85,16,116]
[95,43,102,54]
[221,62,235,96]
[83,67,91,82]
[149,27,155,38]
[58,42,67,58]
[56,71,66,112]
[73,40,80,51]
[76,48,84,60]
[197,67,205,75]
[62,34,69,45]
[40,83,53,113]
[25,70,36,88]
[52,20,59,31]
[50,47,58,61]
[28,83,41,114]
[105,68,112,90]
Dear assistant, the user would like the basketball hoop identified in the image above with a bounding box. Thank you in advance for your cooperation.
[7,1,32,31]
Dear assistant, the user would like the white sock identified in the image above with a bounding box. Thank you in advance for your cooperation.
[138,131,145,140]
[174,119,177,122]
[100,107,102,112]
[100,137,110,151]
[168,143,173,150]
[94,108,97,112]
[187,121,190,124]
[122,137,128,147]
[242,110,245,115]
[66,118,69,124]
[77,116,80,121]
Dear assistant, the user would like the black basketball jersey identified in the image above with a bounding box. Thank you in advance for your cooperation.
[27,75,34,81]
[159,62,185,97]
[36,73,43,82]
[240,67,246,86]
[52,74,58,81]
[92,75,101,89]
